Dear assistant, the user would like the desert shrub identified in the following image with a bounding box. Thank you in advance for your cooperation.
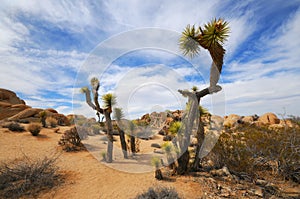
[18,119,30,124]
[0,155,62,198]
[46,117,58,128]
[135,186,181,199]
[58,127,86,152]
[101,151,106,161]
[210,124,300,182]
[27,123,42,136]
[6,122,25,132]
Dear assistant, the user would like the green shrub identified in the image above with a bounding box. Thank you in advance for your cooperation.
[0,155,62,198]
[135,186,181,199]
[6,122,25,132]
[27,123,42,136]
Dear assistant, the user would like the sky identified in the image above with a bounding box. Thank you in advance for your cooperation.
[0,0,300,119]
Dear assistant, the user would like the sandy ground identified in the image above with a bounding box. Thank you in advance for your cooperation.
[0,126,204,199]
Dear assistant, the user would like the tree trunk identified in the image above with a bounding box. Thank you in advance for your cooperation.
[130,135,136,154]
[155,168,163,180]
[193,116,205,170]
[104,109,113,163]
[176,90,200,174]
[119,129,128,159]
[176,150,190,175]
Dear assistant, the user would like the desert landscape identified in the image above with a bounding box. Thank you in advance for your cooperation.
[0,88,299,199]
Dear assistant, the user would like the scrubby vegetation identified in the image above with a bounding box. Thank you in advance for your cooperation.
[0,155,63,198]
[58,127,86,152]
[46,117,58,128]
[135,186,181,199]
[27,123,42,136]
[6,122,25,132]
[208,123,300,183]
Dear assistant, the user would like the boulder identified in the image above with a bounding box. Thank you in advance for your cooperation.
[45,108,58,114]
[223,114,241,128]
[172,110,183,120]
[52,113,70,126]
[8,108,43,121]
[0,88,25,105]
[280,119,295,128]
[241,116,254,124]
[258,113,280,125]
[0,89,30,120]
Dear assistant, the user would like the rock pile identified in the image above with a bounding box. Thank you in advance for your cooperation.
[0,88,70,126]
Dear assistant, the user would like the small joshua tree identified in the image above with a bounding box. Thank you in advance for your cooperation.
[113,107,128,159]
[161,141,176,169]
[151,156,163,180]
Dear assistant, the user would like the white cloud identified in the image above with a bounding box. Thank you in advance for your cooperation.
[1,0,299,118]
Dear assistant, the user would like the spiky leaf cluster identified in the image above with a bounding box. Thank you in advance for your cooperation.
[179,25,201,58]
[102,93,116,109]
[114,107,124,121]
[201,18,230,49]
[179,18,230,58]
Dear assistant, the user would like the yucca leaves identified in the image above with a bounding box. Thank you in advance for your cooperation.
[201,18,230,49]
[179,18,230,57]
[114,107,124,121]
[102,93,116,109]
[179,24,201,58]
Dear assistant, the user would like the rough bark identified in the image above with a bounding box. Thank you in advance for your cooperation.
[155,169,163,180]
[176,90,199,174]
[176,150,190,175]
[104,109,113,163]
[193,117,205,170]
[118,128,128,159]
[130,135,136,154]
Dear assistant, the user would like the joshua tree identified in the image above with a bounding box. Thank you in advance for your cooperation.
[80,78,116,163]
[113,107,128,159]
[128,121,136,155]
[177,18,230,173]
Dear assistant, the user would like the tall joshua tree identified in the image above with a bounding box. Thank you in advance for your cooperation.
[177,18,230,173]
[80,78,116,163]
[113,107,128,159]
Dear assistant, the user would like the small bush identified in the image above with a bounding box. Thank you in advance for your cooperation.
[135,186,181,199]
[0,155,63,198]
[6,122,25,132]
[27,123,42,136]
[46,117,58,128]
[58,127,86,152]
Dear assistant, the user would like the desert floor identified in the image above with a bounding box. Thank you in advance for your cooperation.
[0,125,204,199]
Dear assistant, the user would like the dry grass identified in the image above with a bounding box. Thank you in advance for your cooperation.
[0,155,63,198]
[135,186,181,199]
[209,123,300,182]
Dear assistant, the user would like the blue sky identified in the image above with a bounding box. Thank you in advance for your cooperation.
[1,0,300,119]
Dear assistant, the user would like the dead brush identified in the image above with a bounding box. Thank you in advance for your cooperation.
[0,154,63,198]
